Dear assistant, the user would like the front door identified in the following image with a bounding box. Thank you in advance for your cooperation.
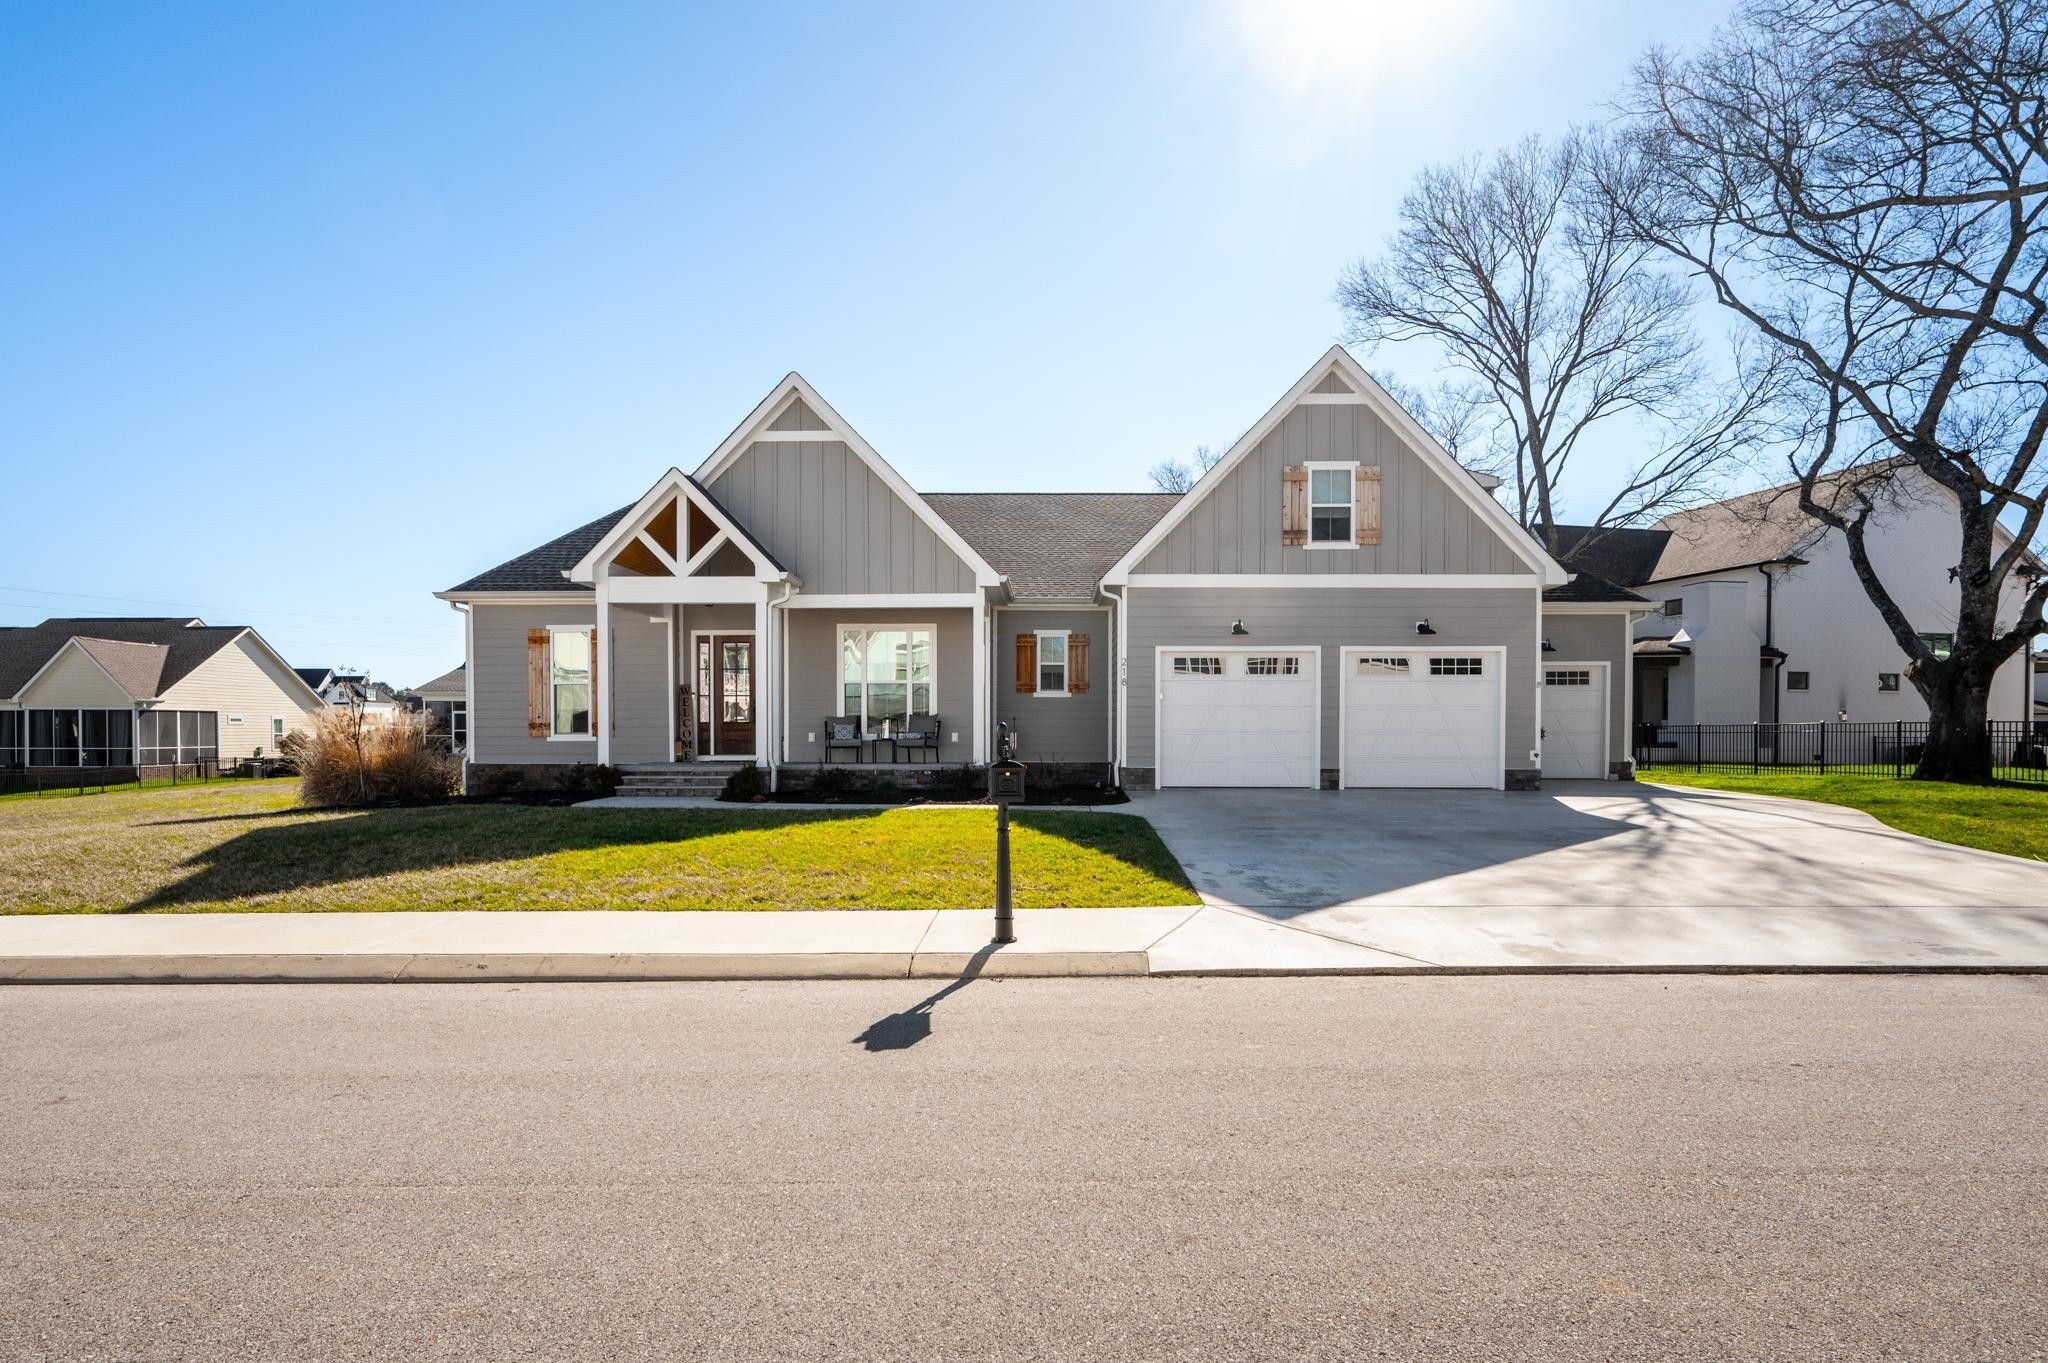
[694,634,756,758]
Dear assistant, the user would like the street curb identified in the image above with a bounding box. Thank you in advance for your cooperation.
[1150,962,2048,976]
[0,950,1154,984]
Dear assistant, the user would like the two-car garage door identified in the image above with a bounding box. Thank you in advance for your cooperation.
[1154,647,1504,789]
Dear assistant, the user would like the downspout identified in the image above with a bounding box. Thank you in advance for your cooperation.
[1101,581,1127,787]
[1759,562,1782,726]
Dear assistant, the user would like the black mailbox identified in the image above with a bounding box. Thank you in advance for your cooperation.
[988,759,1027,804]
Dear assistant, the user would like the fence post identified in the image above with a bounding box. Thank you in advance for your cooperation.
[1752,722,1760,774]
[1819,722,1828,777]
[1696,723,1703,773]
[1895,720,1902,779]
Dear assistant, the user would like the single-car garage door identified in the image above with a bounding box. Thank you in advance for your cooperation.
[1156,649,1319,788]
[1540,664,1607,779]
[1342,650,1502,788]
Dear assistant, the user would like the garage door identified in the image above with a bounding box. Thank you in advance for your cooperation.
[1157,649,1318,788]
[1541,665,1606,779]
[1342,651,1501,788]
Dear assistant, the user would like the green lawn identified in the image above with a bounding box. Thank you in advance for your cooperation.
[0,780,1197,914]
[0,774,294,804]
[1640,767,2048,863]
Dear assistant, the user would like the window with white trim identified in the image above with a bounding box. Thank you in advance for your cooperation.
[1036,631,1069,696]
[1430,657,1485,676]
[1544,669,1592,686]
[840,626,935,732]
[1245,656,1301,676]
[1356,656,1410,675]
[1172,656,1222,675]
[1877,672,1901,692]
[1307,463,1355,544]
[550,628,591,736]
[450,703,467,751]
[270,716,286,749]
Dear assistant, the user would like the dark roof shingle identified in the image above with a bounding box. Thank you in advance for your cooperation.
[0,618,256,699]
[445,506,631,593]
[923,492,1181,600]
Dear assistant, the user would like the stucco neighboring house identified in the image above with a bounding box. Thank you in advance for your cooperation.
[1557,463,2039,738]
[404,664,467,752]
[0,617,325,776]
[436,347,1645,794]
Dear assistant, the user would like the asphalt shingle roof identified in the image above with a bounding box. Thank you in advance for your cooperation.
[409,663,466,697]
[446,506,631,593]
[0,618,253,699]
[1541,571,1647,604]
[923,492,1182,600]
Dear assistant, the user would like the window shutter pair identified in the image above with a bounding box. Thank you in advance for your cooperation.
[1280,464,1381,545]
[1012,632,1090,693]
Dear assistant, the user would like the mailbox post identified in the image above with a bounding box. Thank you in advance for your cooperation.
[988,736,1027,944]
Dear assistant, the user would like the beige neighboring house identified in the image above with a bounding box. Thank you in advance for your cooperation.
[0,617,325,775]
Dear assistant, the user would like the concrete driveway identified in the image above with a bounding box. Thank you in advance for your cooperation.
[1129,782,2048,971]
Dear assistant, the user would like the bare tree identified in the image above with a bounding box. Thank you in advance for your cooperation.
[1372,373,1505,480]
[1608,0,2048,781]
[1147,444,1224,494]
[1336,131,1780,555]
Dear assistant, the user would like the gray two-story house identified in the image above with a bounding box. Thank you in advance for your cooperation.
[436,347,1644,792]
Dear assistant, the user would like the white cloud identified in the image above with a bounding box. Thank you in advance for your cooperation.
[1227,0,1509,111]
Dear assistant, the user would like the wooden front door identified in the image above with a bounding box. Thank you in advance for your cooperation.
[694,634,756,758]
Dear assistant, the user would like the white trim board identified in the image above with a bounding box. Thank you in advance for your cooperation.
[1127,574,1540,590]
[691,372,1004,589]
[783,593,981,609]
[1102,345,1567,587]
[565,468,788,587]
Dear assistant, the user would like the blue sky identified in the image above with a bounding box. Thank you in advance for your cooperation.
[0,0,1733,685]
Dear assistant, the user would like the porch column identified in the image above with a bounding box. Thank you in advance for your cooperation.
[753,589,770,765]
[595,581,612,766]
[971,592,989,764]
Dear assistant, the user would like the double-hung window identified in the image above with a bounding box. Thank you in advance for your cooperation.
[450,703,467,752]
[550,628,591,736]
[1307,463,1355,545]
[840,626,934,733]
[1035,631,1069,696]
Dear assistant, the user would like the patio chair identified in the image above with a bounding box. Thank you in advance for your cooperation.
[823,716,863,763]
[892,713,941,764]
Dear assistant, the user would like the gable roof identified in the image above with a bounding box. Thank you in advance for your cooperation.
[1102,346,1567,587]
[293,666,335,691]
[1550,526,1675,587]
[692,372,1003,588]
[925,493,1181,601]
[0,617,315,704]
[409,663,466,698]
[564,469,789,586]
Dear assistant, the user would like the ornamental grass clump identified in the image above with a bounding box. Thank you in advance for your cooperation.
[291,706,460,807]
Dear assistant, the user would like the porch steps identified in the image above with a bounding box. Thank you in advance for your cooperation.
[614,762,747,799]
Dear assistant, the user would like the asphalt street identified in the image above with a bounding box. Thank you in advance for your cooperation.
[1,976,2043,1362]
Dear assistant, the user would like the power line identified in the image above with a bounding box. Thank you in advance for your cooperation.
[0,583,460,632]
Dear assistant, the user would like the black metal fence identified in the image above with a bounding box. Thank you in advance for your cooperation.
[1634,720,2048,786]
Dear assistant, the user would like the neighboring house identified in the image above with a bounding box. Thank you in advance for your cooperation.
[404,664,467,752]
[298,668,407,718]
[1556,464,2038,736]
[0,617,325,774]
[438,347,1645,792]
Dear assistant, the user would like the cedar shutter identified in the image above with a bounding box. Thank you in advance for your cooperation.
[1355,466,1382,546]
[589,627,602,735]
[526,630,549,737]
[1281,465,1308,546]
[1068,633,1090,694]
[1014,633,1037,693]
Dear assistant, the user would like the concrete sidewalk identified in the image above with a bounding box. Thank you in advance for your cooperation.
[3,901,2047,982]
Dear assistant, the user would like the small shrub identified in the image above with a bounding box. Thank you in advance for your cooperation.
[725,763,766,800]
[808,763,859,800]
[586,764,622,797]
[933,763,987,798]
[296,707,460,807]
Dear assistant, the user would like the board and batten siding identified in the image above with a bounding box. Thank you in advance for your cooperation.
[994,607,1111,764]
[154,634,323,762]
[708,405,973,594]
[783,607,973,764]
[1123,586,1542,773]
[1540,612,1632,764]
[1135,402,1530,576]
[469,600,598,764]
[17,646,135,709]
[606,604,670,764]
